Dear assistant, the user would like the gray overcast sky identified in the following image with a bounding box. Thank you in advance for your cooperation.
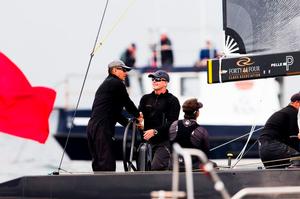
[0,0,223,107]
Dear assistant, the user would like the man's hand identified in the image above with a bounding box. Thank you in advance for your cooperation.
[137,112,144,130]
[143,129,156,141]
[298,132,300,140]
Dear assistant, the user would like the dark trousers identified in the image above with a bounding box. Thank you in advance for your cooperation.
[259,138,299,169]
[151,141,171,170]
[87,122,116,171]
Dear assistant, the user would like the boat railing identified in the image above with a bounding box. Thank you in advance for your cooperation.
[151,143,231,199]
[151,144,300,199]
[172,143,231,199]
[231,186,300,199]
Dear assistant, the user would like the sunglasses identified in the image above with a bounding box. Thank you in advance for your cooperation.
[152,77,166,82]
[115,67,128,72]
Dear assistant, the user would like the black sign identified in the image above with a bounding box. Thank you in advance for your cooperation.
[207,51,300,84]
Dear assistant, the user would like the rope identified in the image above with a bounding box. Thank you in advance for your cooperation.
[225,155,300,169]
[232,125,256,168]
[209,126,264,152]
[92,0,137,55]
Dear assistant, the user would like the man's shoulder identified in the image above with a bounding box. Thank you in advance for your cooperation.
[141,92,154,99]
[105,75,123,85]
[194,126,208,136]
[99,76,125,93]
[139,93,155,104]
[170,119,181,127]
[166,92,180,103]
[276,106,295,116]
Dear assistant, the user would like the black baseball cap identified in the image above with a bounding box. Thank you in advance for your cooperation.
[148,70,170,82]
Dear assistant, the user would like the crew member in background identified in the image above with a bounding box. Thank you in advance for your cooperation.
[195,40,218,68]
[258,92,300,169]
[120,43,137,88]
[169,98,210,169]
[160,33,174,68]
[86,60,142,171]
[138,70,180,170]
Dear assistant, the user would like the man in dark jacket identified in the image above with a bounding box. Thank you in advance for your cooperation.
[138,70,180,170]
[259,92,300,168]
[87,60,142,171]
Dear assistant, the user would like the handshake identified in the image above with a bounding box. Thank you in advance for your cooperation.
[135,112,157,141]
[136,112,144,130]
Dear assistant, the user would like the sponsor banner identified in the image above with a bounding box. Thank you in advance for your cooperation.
[207,51,300,84]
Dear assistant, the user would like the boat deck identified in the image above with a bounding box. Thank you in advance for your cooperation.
[0,169,299,199]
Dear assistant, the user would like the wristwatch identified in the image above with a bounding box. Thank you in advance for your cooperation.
[154,129,158,135]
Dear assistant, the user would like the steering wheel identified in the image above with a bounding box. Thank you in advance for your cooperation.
[122,119,137,171]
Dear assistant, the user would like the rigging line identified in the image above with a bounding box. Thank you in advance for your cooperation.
[232,139,258,168]
[264,163,291,169]
[232,125,256,168]
[92,0,137,55]
[217,155,300,169]
[90,0,110,56]
[232,85,268,167]
[235,126,255,159]
[55,0,110,174]
[237,156,299,168]
[233,88,266,166]
[209,126,264,152]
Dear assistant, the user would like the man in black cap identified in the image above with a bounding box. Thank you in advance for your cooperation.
[169,98,210,169]
[138,70,180,170]
[258,92,300,169]
[86,60,142,171]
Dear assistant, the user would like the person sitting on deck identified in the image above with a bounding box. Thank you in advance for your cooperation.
[169,98,210,170]
[258,92,300,169]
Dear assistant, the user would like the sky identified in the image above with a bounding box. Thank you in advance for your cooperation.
[0,0,224,108]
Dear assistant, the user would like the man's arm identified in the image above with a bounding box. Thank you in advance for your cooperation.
[118,81,139,118]
[116,114,129,127]
[297,109,300,140]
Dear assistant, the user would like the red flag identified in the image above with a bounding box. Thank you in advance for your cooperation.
[0,52,56,143]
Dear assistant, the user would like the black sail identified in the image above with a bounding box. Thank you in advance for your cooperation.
[223,0,300,54]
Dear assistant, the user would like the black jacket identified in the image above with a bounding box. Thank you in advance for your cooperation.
[169,119,209,156]
[88,74,139,134]
[260,105,299,149]
[139,90,180,144]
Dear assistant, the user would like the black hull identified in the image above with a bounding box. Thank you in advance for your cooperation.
[1,169,300,199]
[54,129,260,161]
[54,108,264,161]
